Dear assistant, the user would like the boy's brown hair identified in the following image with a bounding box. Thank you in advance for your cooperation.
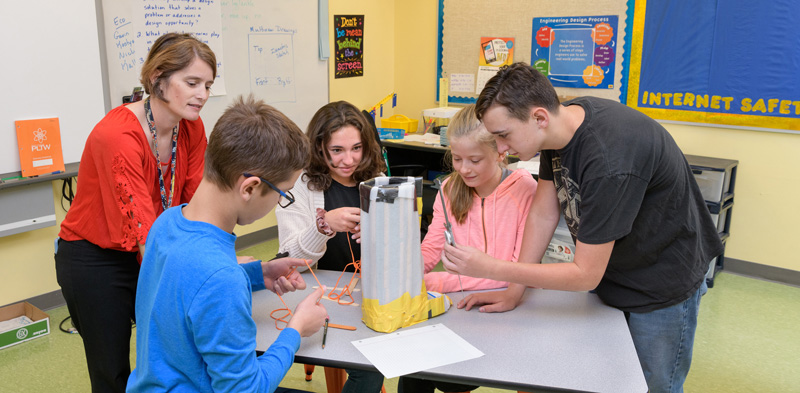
[475,62,561,121]
[140,32,217,102]
[205,95,309,193]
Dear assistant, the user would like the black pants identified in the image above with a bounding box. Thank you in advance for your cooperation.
[55,239,139,393]
[342,368,385,392]
[398,376,478,393]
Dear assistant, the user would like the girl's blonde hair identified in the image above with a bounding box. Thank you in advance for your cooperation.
[443,104,505,224]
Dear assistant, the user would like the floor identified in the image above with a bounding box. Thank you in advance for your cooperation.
[1,238,798,392]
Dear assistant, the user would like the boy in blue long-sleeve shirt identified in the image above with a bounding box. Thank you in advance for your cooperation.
[128,95,328,392]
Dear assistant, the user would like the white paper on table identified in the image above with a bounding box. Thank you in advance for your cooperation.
[351,324,484,379]
[403,133,442,145]
[402,134,426,143]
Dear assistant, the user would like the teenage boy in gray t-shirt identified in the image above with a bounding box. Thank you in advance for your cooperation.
[441,63,722,393]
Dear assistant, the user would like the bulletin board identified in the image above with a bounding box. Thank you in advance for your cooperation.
[437,0,633,104]
[626,0,800,133]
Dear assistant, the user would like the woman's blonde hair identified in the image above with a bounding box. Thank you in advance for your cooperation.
[443,104,505,224]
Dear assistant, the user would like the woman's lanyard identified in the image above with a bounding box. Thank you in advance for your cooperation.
[144,97,178,212]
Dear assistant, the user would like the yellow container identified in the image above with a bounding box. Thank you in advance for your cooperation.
[381,114,418,134]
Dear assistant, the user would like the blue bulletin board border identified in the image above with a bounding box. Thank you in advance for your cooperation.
[437,0,476,104]
[619,0,635,104]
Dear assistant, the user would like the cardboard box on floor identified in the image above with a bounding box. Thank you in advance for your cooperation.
[0,302,50,350]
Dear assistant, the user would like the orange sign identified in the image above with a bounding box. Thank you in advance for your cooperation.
[15,118,65,177]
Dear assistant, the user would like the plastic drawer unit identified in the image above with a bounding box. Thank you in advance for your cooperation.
[705,234,730,287]
[710,200,733,236]
[685,155,738,288]
[685,155,738,214]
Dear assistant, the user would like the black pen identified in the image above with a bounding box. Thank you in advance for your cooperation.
[322,317,329,349]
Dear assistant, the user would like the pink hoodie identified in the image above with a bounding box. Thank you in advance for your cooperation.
[423,169,537,293]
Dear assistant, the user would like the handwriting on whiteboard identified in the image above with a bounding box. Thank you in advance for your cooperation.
[248,33,296,103]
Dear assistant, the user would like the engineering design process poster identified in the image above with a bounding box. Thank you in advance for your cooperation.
[531,15,618,89]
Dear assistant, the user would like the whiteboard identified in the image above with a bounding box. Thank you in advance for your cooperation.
[0,0,107,174]
[101,0,329,138]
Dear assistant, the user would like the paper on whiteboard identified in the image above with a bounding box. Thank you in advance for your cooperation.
[351,324,484,378]
[129,0,227,95]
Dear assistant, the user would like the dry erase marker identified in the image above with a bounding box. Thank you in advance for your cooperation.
[1,176,24,183]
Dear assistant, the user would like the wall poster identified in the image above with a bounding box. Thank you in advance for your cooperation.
[334,14,364,78]
[475,37,515,94]
[531,15,618,89]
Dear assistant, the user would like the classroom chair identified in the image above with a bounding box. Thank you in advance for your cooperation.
[303,365,387,393]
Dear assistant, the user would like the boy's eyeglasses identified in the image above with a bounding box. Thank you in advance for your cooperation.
[242,173,295,208]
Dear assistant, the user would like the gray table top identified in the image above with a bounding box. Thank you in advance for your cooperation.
[253,270,646,393]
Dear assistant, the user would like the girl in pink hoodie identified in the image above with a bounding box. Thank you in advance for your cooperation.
[422,105,538,293]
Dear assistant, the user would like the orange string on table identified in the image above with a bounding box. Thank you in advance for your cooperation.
[270,233,362,330]
[326,233,361,305]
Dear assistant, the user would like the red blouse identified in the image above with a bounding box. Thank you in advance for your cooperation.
[59,105,207,252]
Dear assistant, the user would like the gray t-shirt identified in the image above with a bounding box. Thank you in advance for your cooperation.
[539,97,723,312]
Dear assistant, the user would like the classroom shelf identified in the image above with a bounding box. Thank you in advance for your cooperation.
[686,155,738,288]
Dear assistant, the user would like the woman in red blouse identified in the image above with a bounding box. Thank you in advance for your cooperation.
[55,33,216,393]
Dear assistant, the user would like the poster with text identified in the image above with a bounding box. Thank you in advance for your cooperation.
[476,37,514,94]
[626,0,800,131]
[15,118,65,177]
[479,37,515,67]
[531,16,618,89]
[335,15,364,78]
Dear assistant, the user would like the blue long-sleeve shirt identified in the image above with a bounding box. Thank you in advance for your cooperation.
[128,205,300,392]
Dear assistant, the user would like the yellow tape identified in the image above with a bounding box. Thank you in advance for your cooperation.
[361,282,451,333]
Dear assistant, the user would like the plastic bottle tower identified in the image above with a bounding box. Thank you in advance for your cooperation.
[359,176,449,332]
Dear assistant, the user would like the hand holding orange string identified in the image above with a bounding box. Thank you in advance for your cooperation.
[270,239,361,330]
[287,287,328,337]
[272,259,327,330]
[323,207,361,233]
[262,257,308,296]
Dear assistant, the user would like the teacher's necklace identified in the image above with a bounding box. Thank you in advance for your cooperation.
[144,96,178,212]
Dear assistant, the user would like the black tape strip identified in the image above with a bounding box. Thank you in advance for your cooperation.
[376,187,399,204]
[359,180,374,213]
